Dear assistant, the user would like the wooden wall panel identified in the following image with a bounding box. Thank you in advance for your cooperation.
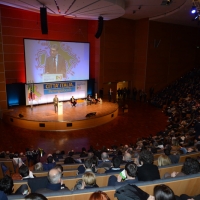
[132,19,149,90]
[145,21,200,93]
[100,18,135,96]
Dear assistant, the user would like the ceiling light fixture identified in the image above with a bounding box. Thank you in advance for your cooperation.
[191,5,197,14]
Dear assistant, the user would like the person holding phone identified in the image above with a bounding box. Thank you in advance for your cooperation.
[107,162,138,186]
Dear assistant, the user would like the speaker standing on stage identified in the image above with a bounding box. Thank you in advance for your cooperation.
[71,96,77,107]
[53,95,59,113]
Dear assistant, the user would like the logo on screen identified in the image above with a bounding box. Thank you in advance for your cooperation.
[56,75,63,80]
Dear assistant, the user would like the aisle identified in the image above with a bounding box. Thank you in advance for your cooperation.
[0,100,168,154]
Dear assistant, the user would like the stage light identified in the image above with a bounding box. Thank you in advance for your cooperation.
[191,5,197,14]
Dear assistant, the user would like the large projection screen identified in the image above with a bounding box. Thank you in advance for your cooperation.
[24,39,89,83]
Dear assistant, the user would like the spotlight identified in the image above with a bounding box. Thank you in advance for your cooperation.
[166,0,171,5]
[191,5,197,14]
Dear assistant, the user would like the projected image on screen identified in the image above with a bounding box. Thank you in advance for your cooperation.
[24,39,89,83]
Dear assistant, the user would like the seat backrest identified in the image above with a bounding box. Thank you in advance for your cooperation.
[28,176,49,193]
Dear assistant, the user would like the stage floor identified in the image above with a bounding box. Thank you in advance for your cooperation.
[3,102,119,131]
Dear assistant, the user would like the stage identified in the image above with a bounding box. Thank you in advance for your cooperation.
[3,101,119,131]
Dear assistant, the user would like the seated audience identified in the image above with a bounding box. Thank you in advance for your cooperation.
[164,148,180,164]
[19,164,34,180]
[97,152,112,170]
[77,158,95,175]
[137,150,160,181]
[43,154,56,171]
[25,193,47,200]
[115,182,153,200]
[121,152,133,164]
[36,168,69,192]
[157,155,172,167]
[108,162,138,186]
[0,175,28,195]
[72,179,84,191]
[34,162,43,171]
[154,184,176,200]
[164,157,200,178]
[82,172,99,189]
[0,191,7,200]
[54,164,68,189]
[105,157,122,173]
[89,191,110,200]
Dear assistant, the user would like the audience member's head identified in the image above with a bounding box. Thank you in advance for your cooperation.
[101,152,109,161]
[123,152,132,162]
[0,175,13,194]
[47,168,62,184]
[82,172,96,186]
[139,150,154,164]
[73,179,84,190]
[84,158,93,169]
[112,157,121,168]
[25,193,47,200]
[125,162,137,178]
[158,155,172,167]
[181,157,200,175]
[54,164,63,173]
[47,155,54,163]
[92,155,98,167]
[164,148,171,156]
[89,191,110,200]
[34,162,43,171]
[19,164,29,178]
[64,157,74,164]
[154,184,176,200]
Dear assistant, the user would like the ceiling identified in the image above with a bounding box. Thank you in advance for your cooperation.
[0,0,198,27]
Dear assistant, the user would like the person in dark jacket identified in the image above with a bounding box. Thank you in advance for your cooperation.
[137,150,160,181]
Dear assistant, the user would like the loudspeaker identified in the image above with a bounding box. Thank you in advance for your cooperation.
[40,7,48,34]
[39,123,45,127]
[66,123,72,127]
[95,16,103,39]
[19,114,24,118]
[86,112,96,117]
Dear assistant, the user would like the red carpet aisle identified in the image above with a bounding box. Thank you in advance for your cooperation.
[0,101,168,154]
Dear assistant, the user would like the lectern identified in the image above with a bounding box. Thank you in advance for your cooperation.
[58,102,63,115]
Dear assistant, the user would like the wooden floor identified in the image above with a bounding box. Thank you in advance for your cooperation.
[0,100,168,155]
[3,102,118,122]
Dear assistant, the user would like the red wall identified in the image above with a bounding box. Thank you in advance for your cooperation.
[0,5,99,109]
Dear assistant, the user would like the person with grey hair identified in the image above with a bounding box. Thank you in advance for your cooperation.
[97,152,112,170]
[36,168,69,192]
[34,162,43,171]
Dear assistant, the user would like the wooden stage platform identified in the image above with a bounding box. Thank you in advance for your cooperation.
[3,102,119,131]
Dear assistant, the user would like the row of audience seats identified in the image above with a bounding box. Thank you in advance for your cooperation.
[9,172,200,200]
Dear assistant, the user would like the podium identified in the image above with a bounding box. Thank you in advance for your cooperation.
[58,102,63,115]
[43,74,63,82]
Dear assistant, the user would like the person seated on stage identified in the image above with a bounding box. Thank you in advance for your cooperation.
[71,96,77,107]
[87,95,93,105]
[94,93,100,104]
[43,154,56,171]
